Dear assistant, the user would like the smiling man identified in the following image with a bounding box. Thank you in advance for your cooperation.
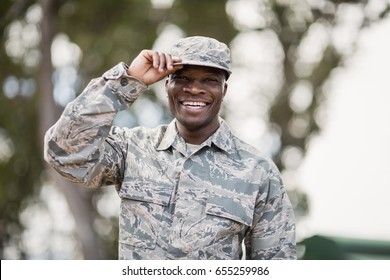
[167,65,227,144]
[44,36,296,260]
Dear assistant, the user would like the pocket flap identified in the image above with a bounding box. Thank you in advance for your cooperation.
[205,194,255,226]
[119,177,173,206]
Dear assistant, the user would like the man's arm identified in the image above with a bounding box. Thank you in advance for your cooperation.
[44,51,182,188]
[245,168,297,260]
[44,63,148,187]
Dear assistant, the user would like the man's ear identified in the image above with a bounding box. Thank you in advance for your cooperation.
[223,82,228,98]
[165,76,169,88]
[165,77,169,96]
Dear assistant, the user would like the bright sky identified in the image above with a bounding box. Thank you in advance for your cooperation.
[298,16,390,241]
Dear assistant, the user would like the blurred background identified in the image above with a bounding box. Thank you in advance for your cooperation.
[1,0,390,260]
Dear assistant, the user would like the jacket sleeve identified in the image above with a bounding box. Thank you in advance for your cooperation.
[245,167,297,260]
[44,63,148,188]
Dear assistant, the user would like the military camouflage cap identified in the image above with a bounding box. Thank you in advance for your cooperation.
[170,36,232,75]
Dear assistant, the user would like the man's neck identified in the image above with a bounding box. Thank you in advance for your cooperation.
[176,122,220,145]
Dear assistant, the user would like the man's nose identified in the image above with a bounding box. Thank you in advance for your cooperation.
[183,79,206,95]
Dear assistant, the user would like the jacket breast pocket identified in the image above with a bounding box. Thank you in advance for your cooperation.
[118,177,173,249]
[202,193,255,259]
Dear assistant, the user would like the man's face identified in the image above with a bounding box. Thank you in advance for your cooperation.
[165,65,228,138]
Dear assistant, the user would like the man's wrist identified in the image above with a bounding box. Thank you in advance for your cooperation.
[103,62,148,102]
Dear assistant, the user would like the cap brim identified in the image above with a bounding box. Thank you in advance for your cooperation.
[173,61,231,74]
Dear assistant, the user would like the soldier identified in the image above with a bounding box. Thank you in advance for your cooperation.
[44,36,296,260]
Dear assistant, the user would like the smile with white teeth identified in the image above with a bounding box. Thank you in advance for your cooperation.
[182,101,207,108]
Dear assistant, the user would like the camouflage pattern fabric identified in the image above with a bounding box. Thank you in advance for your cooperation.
[44,63,296,260]
[170,36,232,75]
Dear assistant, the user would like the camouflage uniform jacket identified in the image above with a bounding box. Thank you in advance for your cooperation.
[44,63,296,260]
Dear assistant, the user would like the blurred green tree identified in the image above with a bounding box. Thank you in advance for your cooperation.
[0,0,389,259]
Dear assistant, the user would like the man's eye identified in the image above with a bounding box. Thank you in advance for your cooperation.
[173,75,187,80]
[204,78,220,84]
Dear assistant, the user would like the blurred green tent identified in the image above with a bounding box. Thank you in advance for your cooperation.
[299,235,390,260]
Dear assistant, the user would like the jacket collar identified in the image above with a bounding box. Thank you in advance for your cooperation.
[156,117,234,153]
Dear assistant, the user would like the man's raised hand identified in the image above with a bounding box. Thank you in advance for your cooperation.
[127,50,182,86]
